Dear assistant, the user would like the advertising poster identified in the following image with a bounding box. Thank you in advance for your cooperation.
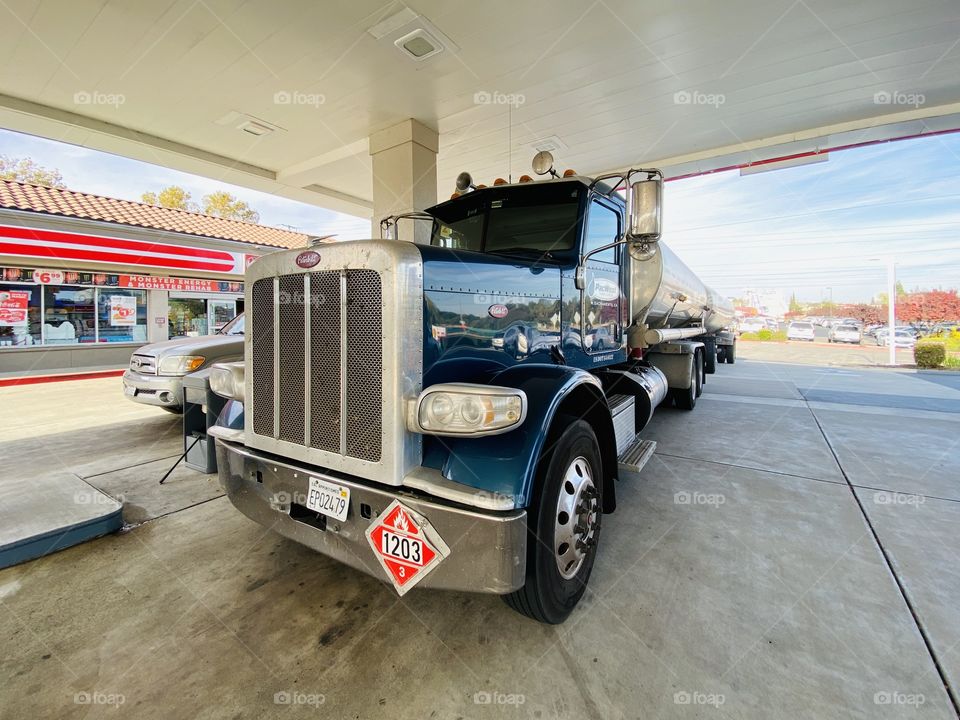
[109,295,137,326]
[0,289,30,327]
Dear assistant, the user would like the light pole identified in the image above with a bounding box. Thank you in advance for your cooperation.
[885,259,897,366]
[869,257,897,366]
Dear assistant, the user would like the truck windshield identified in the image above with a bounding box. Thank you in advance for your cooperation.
[428,182,582,256]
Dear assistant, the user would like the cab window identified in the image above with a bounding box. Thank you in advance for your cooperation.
[584,201,619,263]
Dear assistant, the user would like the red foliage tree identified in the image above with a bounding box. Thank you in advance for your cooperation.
[896,290,960,323]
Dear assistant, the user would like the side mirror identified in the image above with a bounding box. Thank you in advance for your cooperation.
[627,177,662,241]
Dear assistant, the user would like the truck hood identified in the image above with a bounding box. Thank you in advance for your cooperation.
[135,334,243,358]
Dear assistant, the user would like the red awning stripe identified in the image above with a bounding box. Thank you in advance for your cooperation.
[0,241,236,273]
[0,224,235,262]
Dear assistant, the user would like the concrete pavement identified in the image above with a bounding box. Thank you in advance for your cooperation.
[0,362,958,718]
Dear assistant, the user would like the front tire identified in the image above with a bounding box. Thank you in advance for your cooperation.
[503,420,603,624]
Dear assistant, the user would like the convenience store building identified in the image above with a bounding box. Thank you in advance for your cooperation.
[0,179,309,375]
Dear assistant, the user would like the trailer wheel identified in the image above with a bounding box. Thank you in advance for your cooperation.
[503,420,602,624]
[724,340,737,364]
[671,361,697,410]
[696,351,705,396]
[703,339,717,374]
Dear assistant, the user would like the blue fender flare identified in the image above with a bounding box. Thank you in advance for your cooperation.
[436,363,619,512]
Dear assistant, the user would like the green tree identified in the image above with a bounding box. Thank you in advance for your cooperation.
[789,292,802,313]
[0,155,66,187]
[141,185,197,212]
[202,191,260,223]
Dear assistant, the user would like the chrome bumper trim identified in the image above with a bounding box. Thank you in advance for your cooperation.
[215,440,527,594]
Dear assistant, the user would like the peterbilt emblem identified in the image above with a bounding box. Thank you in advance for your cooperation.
[295,251,321,268]
[488,304,509,318]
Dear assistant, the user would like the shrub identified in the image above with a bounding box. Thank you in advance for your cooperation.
[914,341,946,369]
[740,330,787,342]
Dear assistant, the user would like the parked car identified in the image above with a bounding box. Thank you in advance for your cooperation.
[787,321,816,342]
[763,317,780,331]
[828,323,862,344]
[739,317,766,334]
[123,313,245,412]
[877,329,917,348]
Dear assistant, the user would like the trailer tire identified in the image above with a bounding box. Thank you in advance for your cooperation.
[671,362,697,410]
[695,351,704,397]
[703,339,717,375]
[503,420,602,624]
[724,340,736,364]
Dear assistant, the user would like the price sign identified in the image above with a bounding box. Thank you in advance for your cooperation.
[32,269,65,284]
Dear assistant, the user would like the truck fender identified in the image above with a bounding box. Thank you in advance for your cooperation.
[438,364,619,513]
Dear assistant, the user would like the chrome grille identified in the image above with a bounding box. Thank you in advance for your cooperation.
[129,354,156,374]
[277,275,306,444]
[309,272,342,453]
[250,278,275,437]
[345,271,382,461]
[251,270,383,463]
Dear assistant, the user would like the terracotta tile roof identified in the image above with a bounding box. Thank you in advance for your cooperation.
[0,179,310,249]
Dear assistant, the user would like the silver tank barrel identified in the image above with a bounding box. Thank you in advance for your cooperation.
[629,242,734,336]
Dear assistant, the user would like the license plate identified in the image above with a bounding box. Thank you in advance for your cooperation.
[124,385,136,396]
[306,477,350,522]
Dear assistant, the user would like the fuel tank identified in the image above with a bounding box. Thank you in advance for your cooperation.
[629,242,734,334]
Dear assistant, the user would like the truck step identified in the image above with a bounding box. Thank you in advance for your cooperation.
[608,394,636,456]
[618,436,657,475]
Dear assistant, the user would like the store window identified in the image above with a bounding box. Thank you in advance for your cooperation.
[44,286,96,344]
[0,284,41,347]
[97,289,147,342]
[169,299,209,337]
[168,297,238,337]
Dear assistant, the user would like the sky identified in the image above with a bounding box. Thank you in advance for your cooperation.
[2,127,959,304]
[0,128,371,241]
[663,132,960,303]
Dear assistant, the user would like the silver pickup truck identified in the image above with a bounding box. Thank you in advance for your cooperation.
[123,313,245,412]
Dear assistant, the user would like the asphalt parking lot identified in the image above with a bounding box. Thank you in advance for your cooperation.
[1,361,959,719]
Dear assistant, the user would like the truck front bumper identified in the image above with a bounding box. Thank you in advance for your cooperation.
[215,439,527,595]
[122,370,183,408]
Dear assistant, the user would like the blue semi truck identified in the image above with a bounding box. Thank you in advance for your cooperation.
[208,153,735,623]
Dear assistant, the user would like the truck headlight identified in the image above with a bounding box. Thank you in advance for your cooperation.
[410,383,527,436]
[209,362,245,401]
[158,355,205,375]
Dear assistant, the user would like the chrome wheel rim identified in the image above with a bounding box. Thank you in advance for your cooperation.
[554,455,599,580]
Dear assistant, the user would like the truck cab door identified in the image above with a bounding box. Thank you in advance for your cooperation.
[579,199,623,355]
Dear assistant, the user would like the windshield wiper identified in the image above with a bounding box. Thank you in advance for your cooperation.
[489,247,557,263]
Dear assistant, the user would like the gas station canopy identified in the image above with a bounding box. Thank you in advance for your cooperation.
[0,0,958,216]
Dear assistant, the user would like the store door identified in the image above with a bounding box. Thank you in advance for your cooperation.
[209,299,236,332]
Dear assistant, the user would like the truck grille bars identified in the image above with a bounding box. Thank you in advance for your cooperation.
[250,271,383,463]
